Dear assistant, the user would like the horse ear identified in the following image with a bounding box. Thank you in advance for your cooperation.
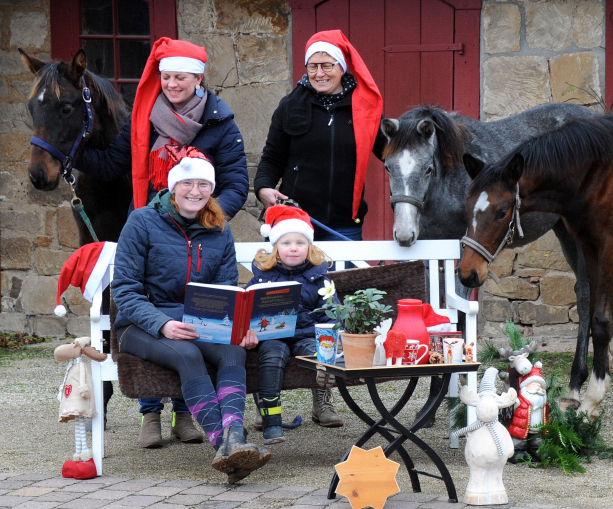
[505,153,524,184]
[18,47,46,74]
[70,49,88,81]
[463,154,485,180]
[380,118,399,141]
[417,119,434,139]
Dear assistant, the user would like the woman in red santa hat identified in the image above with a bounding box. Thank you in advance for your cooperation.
[75,37,248,447]
[254,29,387,242]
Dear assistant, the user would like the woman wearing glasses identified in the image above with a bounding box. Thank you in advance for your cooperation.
[254,29,386,242]
[112,151,270,483]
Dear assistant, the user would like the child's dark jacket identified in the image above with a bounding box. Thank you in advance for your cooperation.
[245,261,337,342]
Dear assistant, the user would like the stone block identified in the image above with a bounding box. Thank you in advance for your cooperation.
[0,312,27,333]
[550,52,600,105]
[569,305,579,323]
[8,274,23,299]
[0,50,31,77]
[516,231,571,271]
[10,12,48,49]
[230,210,264,242]
[34,236,53,247]
[0,133,31,163]
[1,236,31,270]
[1,271,10,296]
[218,82,291,155]
[202,34,238,88]
[489,248,514,279]
[483,4,521,54]
[484,277,539,301]
[237,35,289,84]
[177,0,214,37]
[0,79,7,98]
[34,315,67,337]
[214,0,290,35]
[67,316,90,337]
[45,210,55,236]
[238,263,254,286]
[57,207,80,249]
[33,248,71,276]
[483,56,550,120]
[11,80,34,100]
[28,184,71,207]
[480,321,521,340]
[574,1,603,49]
[515,300,569,325]
[62,286,90,317]
[21,274,56,315]
[525,3,573,51]
[480,294,512,323]
[540,272,577,306]
[514,267,546,278]
[0,103,31,134]
[0,208,43,234]
[532,322,578,340]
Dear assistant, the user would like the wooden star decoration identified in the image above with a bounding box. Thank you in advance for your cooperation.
[335,445,400,509]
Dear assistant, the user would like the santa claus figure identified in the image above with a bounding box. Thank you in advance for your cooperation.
[507,362,548,463]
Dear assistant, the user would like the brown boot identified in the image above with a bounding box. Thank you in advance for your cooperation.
[171,412,204,443]
[227,447,271,484]
[312,388,344,427]
[138,412,163,448]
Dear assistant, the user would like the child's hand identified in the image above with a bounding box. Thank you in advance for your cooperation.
[161,320,198,340]
[240,329,259,349]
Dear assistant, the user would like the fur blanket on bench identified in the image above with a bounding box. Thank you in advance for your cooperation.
[110,261,426,398]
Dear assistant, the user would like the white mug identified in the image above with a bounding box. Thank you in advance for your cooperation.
[443,337,465,363]
[401,339,429,366]
[315,324,343,365]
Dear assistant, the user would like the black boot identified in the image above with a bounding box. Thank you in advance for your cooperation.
[261,396,285,445]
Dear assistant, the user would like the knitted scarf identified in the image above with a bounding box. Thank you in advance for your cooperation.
[148,92,207,191]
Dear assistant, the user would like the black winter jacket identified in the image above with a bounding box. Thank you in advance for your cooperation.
[245,261,337,342]
[254,85,387,228]
[77,89,248,219]
[112,190,238,336]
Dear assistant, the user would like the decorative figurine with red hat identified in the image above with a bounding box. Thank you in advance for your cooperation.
[245,204,344,445]
[507,361,549,463]
[254,29,386,243]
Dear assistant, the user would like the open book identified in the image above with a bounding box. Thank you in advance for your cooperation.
[183,281,302,345]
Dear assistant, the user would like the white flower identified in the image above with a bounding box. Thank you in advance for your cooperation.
[318,279,336,300]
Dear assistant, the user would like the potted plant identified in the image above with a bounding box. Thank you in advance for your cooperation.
[315,281,392,368]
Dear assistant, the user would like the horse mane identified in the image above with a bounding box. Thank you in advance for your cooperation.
[471,114,613,192]
[382,105,470,172]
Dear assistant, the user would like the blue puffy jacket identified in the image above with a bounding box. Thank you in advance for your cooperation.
[77,90,248,219]
[245,261,337,341]
[112,190,238,337]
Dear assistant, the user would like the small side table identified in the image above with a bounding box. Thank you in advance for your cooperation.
[296,356,480,503]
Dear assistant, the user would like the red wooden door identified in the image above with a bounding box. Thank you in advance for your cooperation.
[291,0,480,240]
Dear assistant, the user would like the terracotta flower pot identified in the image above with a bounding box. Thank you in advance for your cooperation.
[340,332,378,369]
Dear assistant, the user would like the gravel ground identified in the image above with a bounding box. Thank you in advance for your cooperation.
[1,338,612,508]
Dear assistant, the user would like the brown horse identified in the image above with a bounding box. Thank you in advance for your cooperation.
[459,114,613,418]
[20,48,132,245]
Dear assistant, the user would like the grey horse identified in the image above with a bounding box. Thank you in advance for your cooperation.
[380,103,597,410]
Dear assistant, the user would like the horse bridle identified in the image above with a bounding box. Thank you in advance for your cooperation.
[460,183,524,265]
[388,148,441,211]
[30,75,93,186]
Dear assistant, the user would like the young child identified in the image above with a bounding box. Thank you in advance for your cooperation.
[242,205,343,444]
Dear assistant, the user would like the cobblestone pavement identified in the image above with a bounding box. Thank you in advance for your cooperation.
[0,472,597,509]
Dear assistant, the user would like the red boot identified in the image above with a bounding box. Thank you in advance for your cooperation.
[74,458,97,479]
[62,460,76,478]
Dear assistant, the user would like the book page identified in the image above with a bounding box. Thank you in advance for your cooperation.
[247,280,301,292]
[187,282,243,292]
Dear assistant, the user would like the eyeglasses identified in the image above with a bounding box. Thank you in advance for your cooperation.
[306,61,340,73]
[178,180,212,191]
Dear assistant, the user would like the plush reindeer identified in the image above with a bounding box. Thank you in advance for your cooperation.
[452,367,516,505]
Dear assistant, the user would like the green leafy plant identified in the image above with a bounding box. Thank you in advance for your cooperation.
[534,418,586,476]
[314,281,392,334]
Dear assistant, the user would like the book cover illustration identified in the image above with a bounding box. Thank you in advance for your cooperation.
[183,282,301,345]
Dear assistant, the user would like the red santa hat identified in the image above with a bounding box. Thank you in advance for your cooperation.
[54,242,117,317]
[131,38,208,210]
[260,205,314,245]
[304,30,383,222]
[519,362,547,389]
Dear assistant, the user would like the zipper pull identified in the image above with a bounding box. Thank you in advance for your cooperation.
[328,114,334,126]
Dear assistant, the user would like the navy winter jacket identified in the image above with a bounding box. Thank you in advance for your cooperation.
[245,261,337,342]
[112,190,238,337]
[77,89,248,219]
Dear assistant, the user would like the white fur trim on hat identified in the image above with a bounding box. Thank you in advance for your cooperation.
[54,305,67,317]
[168,157,216,194]
[268,218,314,245]
[304,41,347,72]
[159,56,205,74]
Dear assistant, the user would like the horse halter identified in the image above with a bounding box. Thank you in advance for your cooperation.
[29,76,93,186]
[460,183,524,265]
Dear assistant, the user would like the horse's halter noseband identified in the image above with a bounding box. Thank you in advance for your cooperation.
[30,76,93,186]
[460,183,524,265]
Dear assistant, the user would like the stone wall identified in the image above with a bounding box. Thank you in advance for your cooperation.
[478,0,604,347]
[0,0,608,338]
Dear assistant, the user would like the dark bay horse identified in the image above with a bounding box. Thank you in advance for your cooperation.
[459,114,613,418]
[20,48,132,245]
[380,104,597,409]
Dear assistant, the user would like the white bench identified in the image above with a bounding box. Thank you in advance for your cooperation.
[90,239,478,475]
